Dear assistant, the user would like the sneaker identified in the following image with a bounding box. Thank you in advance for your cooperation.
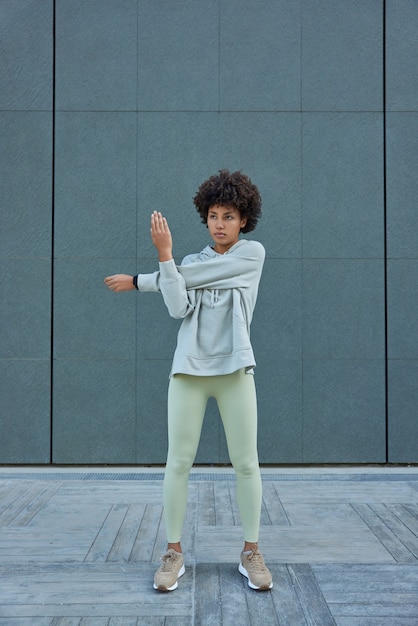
[153,549,185,592]
[239,549,273,590]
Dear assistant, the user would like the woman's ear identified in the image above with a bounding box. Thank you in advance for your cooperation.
[240,217,248,231]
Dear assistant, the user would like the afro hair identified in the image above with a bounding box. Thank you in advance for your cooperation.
[193,169,262,233]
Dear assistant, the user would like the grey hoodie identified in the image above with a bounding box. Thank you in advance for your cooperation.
[136,239,265,376]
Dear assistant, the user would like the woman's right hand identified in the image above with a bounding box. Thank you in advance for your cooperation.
[104,274,135,292]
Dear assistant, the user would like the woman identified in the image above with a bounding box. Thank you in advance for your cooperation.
[104,169,272,592]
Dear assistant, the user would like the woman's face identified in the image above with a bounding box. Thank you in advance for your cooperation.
[207,204,247,254]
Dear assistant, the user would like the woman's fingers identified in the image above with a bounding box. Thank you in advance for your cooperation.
[151,211,169,233]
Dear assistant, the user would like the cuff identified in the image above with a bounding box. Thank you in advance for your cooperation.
[159,259,179,280]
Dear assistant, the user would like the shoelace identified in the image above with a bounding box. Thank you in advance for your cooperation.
[246,550,268,571]
[160,552,179,572]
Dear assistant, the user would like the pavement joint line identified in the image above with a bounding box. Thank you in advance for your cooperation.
[1,470,418,482]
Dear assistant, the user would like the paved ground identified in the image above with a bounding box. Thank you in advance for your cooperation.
[1,467,418,625]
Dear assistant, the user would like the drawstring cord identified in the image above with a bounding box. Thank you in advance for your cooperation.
[210,289,219,308]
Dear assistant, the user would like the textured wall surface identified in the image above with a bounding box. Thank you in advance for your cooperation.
[386,0,418,462]
[1,0,417,464]
[0,0,53,462]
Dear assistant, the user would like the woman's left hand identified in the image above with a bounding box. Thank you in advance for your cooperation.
[150,211,173,262]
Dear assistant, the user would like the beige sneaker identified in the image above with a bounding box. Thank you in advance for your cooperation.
[153,549,185,592]
[239,549,273,590]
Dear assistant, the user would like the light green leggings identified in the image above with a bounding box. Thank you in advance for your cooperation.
[163,368,262,543]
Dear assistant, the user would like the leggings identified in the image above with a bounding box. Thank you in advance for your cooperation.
[163,368,262,543]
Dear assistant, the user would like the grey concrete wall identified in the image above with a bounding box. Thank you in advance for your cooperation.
[0,1,53,463]
[386,0,418,462]
[0,0,417,464]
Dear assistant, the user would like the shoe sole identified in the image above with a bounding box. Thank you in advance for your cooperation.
[153,564,185,592]
[238,563,273,590]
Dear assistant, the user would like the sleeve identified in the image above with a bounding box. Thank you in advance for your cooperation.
[136,241,265,319]
[136,264,195,319]
[178,241,265,290]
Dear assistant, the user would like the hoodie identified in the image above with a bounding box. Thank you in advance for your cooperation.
[136,239,265,377]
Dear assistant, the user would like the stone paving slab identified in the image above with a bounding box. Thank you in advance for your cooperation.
[0,470,418,625]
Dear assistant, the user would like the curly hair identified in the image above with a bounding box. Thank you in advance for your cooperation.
[193,169,262,233]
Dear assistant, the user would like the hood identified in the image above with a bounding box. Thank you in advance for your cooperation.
[200,239,248,259]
